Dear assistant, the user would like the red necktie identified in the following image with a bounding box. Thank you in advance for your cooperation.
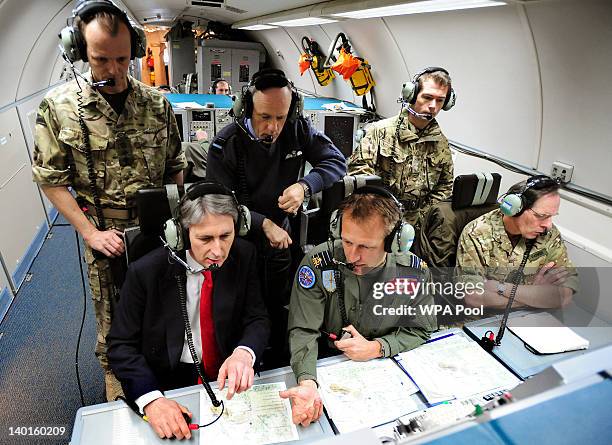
[198,270,220,382]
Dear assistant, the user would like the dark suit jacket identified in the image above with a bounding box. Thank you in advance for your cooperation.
[108,239,270,401]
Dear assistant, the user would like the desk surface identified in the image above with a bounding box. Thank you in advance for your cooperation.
[463,306,612,379]
[70,359,339,445]
[71,308,612,444]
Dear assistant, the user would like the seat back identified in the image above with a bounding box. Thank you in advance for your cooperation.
[125,185,190,265]
[303,175,383,248]
[413,173,502,270]
[413,201,497,269]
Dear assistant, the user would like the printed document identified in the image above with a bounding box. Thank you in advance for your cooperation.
[199,382,298,445]
[398,334,520,404]
[317,358,419,433]
[508,312,589,354]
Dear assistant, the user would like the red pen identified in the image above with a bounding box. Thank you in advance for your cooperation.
[181,413,200,430]
[320,330,338,341]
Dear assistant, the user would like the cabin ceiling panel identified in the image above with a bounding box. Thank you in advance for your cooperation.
[123,0,327,25]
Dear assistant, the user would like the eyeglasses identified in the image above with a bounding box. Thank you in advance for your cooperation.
[528,208,557,220]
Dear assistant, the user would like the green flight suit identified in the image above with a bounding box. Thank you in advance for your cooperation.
[289,241,436,383]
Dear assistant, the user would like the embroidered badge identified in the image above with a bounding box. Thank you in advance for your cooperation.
[298,265,316,289]
[322,270,337,293]
[529,249,546,261]
[311,250,334,270]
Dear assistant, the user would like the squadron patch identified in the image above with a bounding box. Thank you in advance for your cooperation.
[298,265,316,289]
[322,270,337,293]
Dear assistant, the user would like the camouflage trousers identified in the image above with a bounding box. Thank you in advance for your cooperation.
[83,216,135,371]
[84,244,117,372]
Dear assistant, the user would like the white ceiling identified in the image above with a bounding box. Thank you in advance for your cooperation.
[123,0,330,26]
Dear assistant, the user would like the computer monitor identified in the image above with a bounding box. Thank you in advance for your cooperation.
[323,114,358,158]
[173,109,189,142]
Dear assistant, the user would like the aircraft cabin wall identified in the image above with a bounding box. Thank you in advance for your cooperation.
[247,0,612,266]
[0,0,610,320]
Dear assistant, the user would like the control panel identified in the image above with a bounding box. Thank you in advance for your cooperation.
[189,110,215,142]
[215,109,233,134]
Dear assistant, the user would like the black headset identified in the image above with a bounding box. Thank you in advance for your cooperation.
[499,175,560,217]
[401,66,456,111]
[59,0,146,63]
[163,182,251,251]
[209,78,232,94]
[231,68,304,123]
[329,186,414,254]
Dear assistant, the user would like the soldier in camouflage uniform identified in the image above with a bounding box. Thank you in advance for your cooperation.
[280,192,435,426]
[348,68,454,227]
[456,177,578,310]
[32,7,186,401]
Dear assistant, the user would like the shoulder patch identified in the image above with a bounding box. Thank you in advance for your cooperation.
[322,270,337,293]
[298,265,316,289]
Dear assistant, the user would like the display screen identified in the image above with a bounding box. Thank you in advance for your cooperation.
[174,113,184,142]
[324,115,355,158]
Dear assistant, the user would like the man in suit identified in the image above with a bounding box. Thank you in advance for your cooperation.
[108,184,269,440]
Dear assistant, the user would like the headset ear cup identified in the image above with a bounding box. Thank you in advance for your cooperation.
[132,26,146,59]
[231,93,244,119]
[290,91,304,122]
[394,223,415,254]
[401,81,417,104]
[329,210,341,240]
[163,218,184,251]
[443,88,456,111]
[237,205,251,237]
[244,89,253,118]
[409,80,420,104]
[59,27,81,63]
[499,193,523,216]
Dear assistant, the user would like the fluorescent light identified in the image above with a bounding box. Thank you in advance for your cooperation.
[332,0,506,19]
[238,24,278,30]
[268,17,338,27]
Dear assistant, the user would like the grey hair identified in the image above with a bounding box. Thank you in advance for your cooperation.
[180,194,238,229]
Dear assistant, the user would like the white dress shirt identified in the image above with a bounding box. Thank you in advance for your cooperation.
[135,250,256,413]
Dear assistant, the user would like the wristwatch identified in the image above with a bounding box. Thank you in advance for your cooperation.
[299,180,311,201]
[496,281,507,296]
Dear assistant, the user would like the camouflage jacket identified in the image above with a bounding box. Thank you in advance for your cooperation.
[456,209,579,293]
[288,240,435,383]
[347,112,453,225]
[32,73,186,209]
